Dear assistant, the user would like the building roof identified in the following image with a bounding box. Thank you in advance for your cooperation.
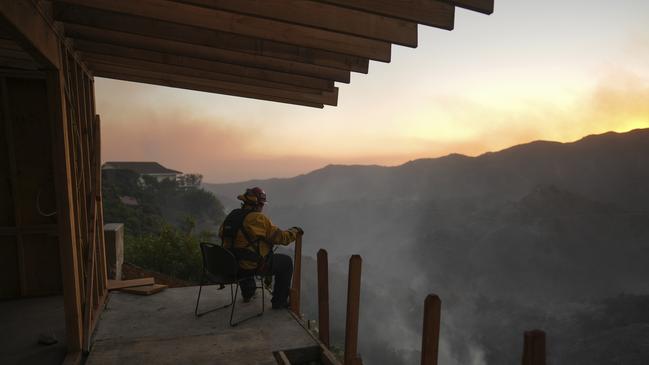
[41,0,493,108]
[103,161,182,175]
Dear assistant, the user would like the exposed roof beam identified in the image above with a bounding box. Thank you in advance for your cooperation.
[82,52,329,95]
[0,0,60,68]
[56,5,367,74]
[89,62,338,106]
[74,40,335,92]
[56,0,391,62]
[177,0,418,47]
[441,0,494,15]
[315,0,455,29]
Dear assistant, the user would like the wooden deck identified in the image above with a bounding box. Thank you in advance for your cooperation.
[86,286,319,365]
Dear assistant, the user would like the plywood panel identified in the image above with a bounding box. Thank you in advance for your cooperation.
[6,77,56,226]
[0,235,19,298]
[22,234,62,295]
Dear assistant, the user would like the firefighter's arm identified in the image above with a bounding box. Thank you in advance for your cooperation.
[246,213,298,246]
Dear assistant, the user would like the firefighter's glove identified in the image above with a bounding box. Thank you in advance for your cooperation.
[290,226,304,235]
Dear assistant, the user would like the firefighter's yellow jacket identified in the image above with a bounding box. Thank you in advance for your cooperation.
[219,210,298,270]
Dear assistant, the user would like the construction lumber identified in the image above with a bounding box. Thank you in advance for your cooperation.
[316,0,455,29]
[64,24,351,82]
[522,330,546,365]
[56,0,392,62]
[76,44,334,92]
[91,63,336,106]
[317,249,330,347]
[441,0,494,14]
[107,278,155,290]
[57,6,368,73]
[0,0,60,68]
[290,233,303,315]
[344,255,362,365]
[178,0,418,47]
[420,295,442,365]
[121,284,168,296]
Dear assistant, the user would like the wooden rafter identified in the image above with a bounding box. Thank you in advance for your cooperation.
[75,41,335,92]
[316,0,456,29]
[56,5,369,74]
[176,0,418,47]
[442,0,494,15]
[56,0,392,62]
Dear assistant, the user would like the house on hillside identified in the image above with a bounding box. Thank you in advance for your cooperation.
[102,161,182,183]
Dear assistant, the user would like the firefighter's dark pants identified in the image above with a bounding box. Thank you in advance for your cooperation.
[239,253,293,307]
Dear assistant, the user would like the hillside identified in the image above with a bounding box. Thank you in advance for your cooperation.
[205,129,649,365]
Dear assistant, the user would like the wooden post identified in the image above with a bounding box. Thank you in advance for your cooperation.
[290,232,303,315]
[421,294,442,365]
[317,249,330,347]
[344,255,362,365]
[522,330,546,365]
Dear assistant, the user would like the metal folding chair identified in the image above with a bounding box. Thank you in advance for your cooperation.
[194,242,264,326]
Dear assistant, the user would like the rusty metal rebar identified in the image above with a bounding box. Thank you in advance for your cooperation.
[317,249,330,347]
[421,294,442,365]
[344,255,362,365]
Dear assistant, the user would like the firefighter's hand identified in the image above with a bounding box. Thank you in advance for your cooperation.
[290,226,304,235]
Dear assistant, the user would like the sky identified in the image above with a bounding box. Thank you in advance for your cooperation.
[96,0,649,183]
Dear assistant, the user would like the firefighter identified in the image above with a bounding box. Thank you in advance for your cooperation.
[219,187,302,309]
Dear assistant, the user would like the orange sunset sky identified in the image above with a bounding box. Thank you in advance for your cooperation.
[96,0,649,183]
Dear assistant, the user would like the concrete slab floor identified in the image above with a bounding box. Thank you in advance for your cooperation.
[87,285,318,365]
[0,295,67,365]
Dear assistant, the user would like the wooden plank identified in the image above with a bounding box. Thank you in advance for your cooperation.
[274,351,292,365]
[56,5,368,74]
[91,64,338,106]
[121,284,168,296]
[344,255,362,365]
[178,0,418,47]
[107,277,155,290]
[290,233,303,315]
[0,0,60,68]
[522,330,546,365]
[64,24,351,82]
[441,0,494,14]
[0,77,26,296]
[321,345,341,365]
[317,249,330,347]
[316,0,455,29]
[47,65,84,352]
[82,52,333,94]
[57,0,391,61]
[75,42,335,91]
[421,295,441,365]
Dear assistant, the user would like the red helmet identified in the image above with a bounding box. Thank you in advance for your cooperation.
[237,187,267,207]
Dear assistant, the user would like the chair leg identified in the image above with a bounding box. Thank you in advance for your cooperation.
[194,273,205,317]
[260,277,265,316]
[230,283,239,327]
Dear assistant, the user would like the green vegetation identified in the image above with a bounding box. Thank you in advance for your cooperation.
[102,169,225,282]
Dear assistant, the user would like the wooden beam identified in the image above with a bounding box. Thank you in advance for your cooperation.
[420,295,441,365]
[344,255,362,365]
[441,0,494,15]
[177,0,418,47]
[93,69,327,108]
[317,249,330,348]
[290,233,303,315]
[84,54,329,95]
[107,278,154,290]
[0,0,60,68]
[91,62,337,106]
[74,41,335,91]
[63,24,350,83]
[56,6,366,74]
[56,0,391,61]
[316,0,455,29]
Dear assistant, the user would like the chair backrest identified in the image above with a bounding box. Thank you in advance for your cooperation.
[199,242,238,284]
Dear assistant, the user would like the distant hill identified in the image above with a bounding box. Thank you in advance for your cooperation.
[205,129,649,365]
